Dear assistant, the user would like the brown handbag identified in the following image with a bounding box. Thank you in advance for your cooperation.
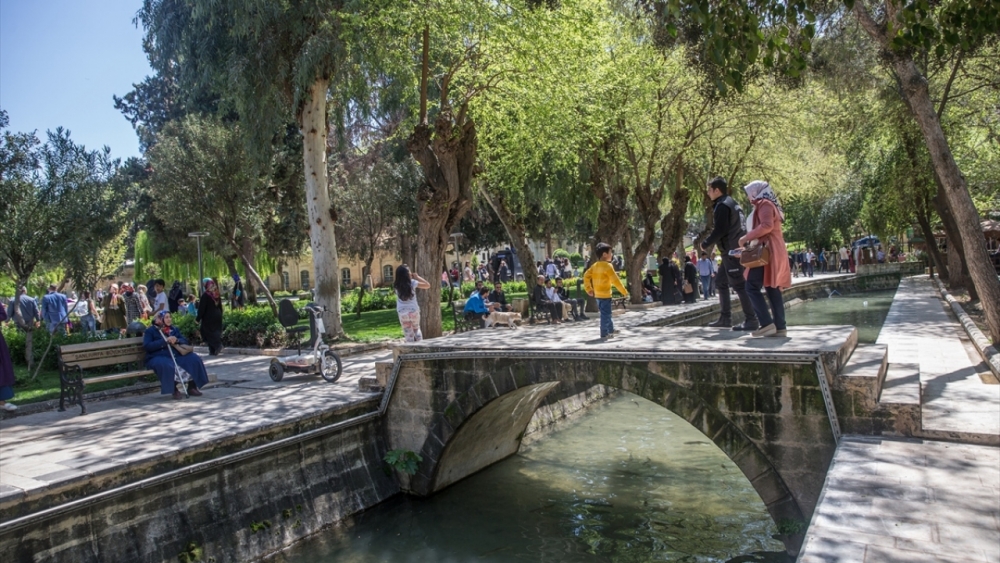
[740,244,770,269]
[172,343,195,356]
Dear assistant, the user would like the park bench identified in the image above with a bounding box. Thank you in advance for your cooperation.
[528,297,553,325]
[58,337,153,415]
[450,299,481,333]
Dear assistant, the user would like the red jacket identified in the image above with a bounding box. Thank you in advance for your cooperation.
[744,199,792,289]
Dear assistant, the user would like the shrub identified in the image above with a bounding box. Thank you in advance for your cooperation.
[569,252,584,268]
[553,248,570,259]
[340,288,397,314]
[172,314,200,343]
[2,324,108,370]
[220,307,290,348]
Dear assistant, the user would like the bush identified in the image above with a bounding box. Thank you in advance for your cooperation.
[172,314,200,343]
[553,248,570,259]
[273,290,292,297]
[220,307,290,348]
[340,288,397,314]
[2,324,108,370]
[569,252,584,268]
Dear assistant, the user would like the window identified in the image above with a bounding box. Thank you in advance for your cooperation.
[300,270,310,289]
[341,268,351,285]
[383,265,394,283]
[281,271,290,291]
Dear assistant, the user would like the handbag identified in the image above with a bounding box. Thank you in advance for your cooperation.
[172,343,194,356]
[682,281,693,294]
[740,243,770,268]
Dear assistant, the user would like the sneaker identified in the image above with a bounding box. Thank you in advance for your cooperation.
[1,403,17,412]
[731,321,759,331]
[708,316,732,328]
[751,323,777,337]
[768,329,788,337]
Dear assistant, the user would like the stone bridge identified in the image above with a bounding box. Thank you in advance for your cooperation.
[383,324,916,541]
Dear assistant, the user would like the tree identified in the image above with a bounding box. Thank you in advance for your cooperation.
[145,116,280,314]
[648,0,1000,342]
[136,0,387,337]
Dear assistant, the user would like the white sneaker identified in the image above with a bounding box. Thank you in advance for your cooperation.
[751,324,777,337]
[1,403,17,412]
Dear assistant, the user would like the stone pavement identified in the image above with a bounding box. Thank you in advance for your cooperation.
[800,275,1000,562]
[877,276,1000,441]
[0,350,390,509]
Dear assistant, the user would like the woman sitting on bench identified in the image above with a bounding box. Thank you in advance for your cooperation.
[144,311,209,400]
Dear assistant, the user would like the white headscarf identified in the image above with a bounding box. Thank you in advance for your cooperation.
[743,181,784,235]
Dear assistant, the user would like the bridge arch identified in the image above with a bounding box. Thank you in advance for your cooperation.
[384,353,836,533]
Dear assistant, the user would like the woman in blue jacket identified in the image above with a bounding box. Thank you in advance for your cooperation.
[144,311,209,399]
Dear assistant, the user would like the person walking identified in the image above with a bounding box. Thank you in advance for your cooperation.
[583,242,628,339]
[75,291,97,337]
[41,284,69,335]
[738,181,792,338]
[197,278,224,355]
[0,302,18,412]
[818,249,827,273]
[697,252,714,300]
[394,266,430,342]
[700,177,759,330]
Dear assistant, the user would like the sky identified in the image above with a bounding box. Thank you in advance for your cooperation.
[1,0,152,159]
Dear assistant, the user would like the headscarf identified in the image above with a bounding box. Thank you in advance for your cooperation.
[155,310,171,333]
[108,283,121,309]
[743,181,784,235]
[204,279,220,304]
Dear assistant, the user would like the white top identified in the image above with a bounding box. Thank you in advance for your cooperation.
[546,286,562,303]
[839,247,849,260]
[153,292,168,314]
[395,279,421,314]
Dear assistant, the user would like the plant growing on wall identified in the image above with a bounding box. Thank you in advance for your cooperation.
[384,449,422,476]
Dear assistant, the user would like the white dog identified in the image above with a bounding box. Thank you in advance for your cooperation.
[485,311,522,329]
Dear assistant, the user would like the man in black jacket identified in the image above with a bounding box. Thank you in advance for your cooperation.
[699,176,759,330]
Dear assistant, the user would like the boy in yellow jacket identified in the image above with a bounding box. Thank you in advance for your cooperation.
[583,242,629,339]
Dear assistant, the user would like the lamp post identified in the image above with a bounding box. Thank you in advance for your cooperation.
[187,232,209,295]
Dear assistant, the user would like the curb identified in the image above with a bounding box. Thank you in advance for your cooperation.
[191,341,389,359]
[933,278,1000,381]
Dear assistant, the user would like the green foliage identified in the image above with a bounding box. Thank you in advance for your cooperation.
[220,307,290,348]
[383,449,422,475]
[776,517,808,536]
[553,248,570,259]
[569,252,584,268]
[172,314,200,342]
[2,325,108,370]
[340,288,397,314]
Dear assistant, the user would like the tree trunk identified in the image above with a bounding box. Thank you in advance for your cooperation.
[657,167,691,260]
[590,148,629,260]
[240,237,258,304]
[932,185,974,297]
[478,185,539,295]
[236,238,277,316]
[855,2,1000,342]
[299,78,344,338]
[914,196,948,278]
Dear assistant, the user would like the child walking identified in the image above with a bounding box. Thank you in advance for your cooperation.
[583,242,629,339]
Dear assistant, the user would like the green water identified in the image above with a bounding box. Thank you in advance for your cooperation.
[783,289,896,343]
[276,393,789,563]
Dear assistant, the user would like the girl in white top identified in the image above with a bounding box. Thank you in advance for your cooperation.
[394,265,431,342]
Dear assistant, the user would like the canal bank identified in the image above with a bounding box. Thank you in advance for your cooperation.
[5,272,987,563]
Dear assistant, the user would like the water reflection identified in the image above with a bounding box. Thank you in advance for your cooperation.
[277,393,790,563]
[783,289,896,343]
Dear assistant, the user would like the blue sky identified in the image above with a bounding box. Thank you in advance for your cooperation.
[1,0,152,159]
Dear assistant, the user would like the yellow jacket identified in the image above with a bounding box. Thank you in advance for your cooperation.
[583,261,628,299]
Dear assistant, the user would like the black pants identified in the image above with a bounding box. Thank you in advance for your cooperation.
[746,266,786,330]
[202,325,223,355]
[715,255,757,323]
[537,301,562,320]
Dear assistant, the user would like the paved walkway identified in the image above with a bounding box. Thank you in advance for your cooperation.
[0,350,389,507]
[801,275,1000,562]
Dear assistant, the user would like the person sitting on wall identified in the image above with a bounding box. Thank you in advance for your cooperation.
[642,272,660,302]
[463,286,497,327]
[488,281,513,312]
[143,311,209,400]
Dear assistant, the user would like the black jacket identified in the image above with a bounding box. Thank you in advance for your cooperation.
[488,289,507,308]
[702,195,746,253]
[532,285,551,306]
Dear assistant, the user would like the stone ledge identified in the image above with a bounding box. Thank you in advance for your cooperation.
[191,340,388,358]
[933,278,1000,381]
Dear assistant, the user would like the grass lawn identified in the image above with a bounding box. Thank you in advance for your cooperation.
[12,365,158,406]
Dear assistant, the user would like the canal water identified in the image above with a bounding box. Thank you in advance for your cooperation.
[783,289,896,343]
[275,393,790,563]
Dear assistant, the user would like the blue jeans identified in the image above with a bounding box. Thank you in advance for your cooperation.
[745,267,785,330]
[700,275,711,299]
[80,314,96,336]
[598,298,613,337]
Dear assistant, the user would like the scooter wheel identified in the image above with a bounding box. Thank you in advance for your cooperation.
[321,350,342,383]
[269,359,285,382]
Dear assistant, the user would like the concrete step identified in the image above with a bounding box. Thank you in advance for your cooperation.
[358,375,382,392]
[873,363,922,437]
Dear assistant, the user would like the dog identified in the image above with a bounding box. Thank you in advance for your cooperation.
[485,311,522,329]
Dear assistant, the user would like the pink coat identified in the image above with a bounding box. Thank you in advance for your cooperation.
[743,199,791,289]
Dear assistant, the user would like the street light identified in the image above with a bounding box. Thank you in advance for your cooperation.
[188,232,209,295]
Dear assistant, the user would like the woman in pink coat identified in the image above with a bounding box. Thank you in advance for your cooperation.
[738,181,792,337]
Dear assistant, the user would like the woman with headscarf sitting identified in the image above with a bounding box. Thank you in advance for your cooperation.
[144,311,208,399]
[738,181,792,338]
[197,278,225,355]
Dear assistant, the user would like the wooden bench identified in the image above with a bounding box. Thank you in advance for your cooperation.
[528,298,553,325]
[58,337,154,415]
[450,300,482,333]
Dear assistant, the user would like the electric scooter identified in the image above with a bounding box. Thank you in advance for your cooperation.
[269,304,342,383]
